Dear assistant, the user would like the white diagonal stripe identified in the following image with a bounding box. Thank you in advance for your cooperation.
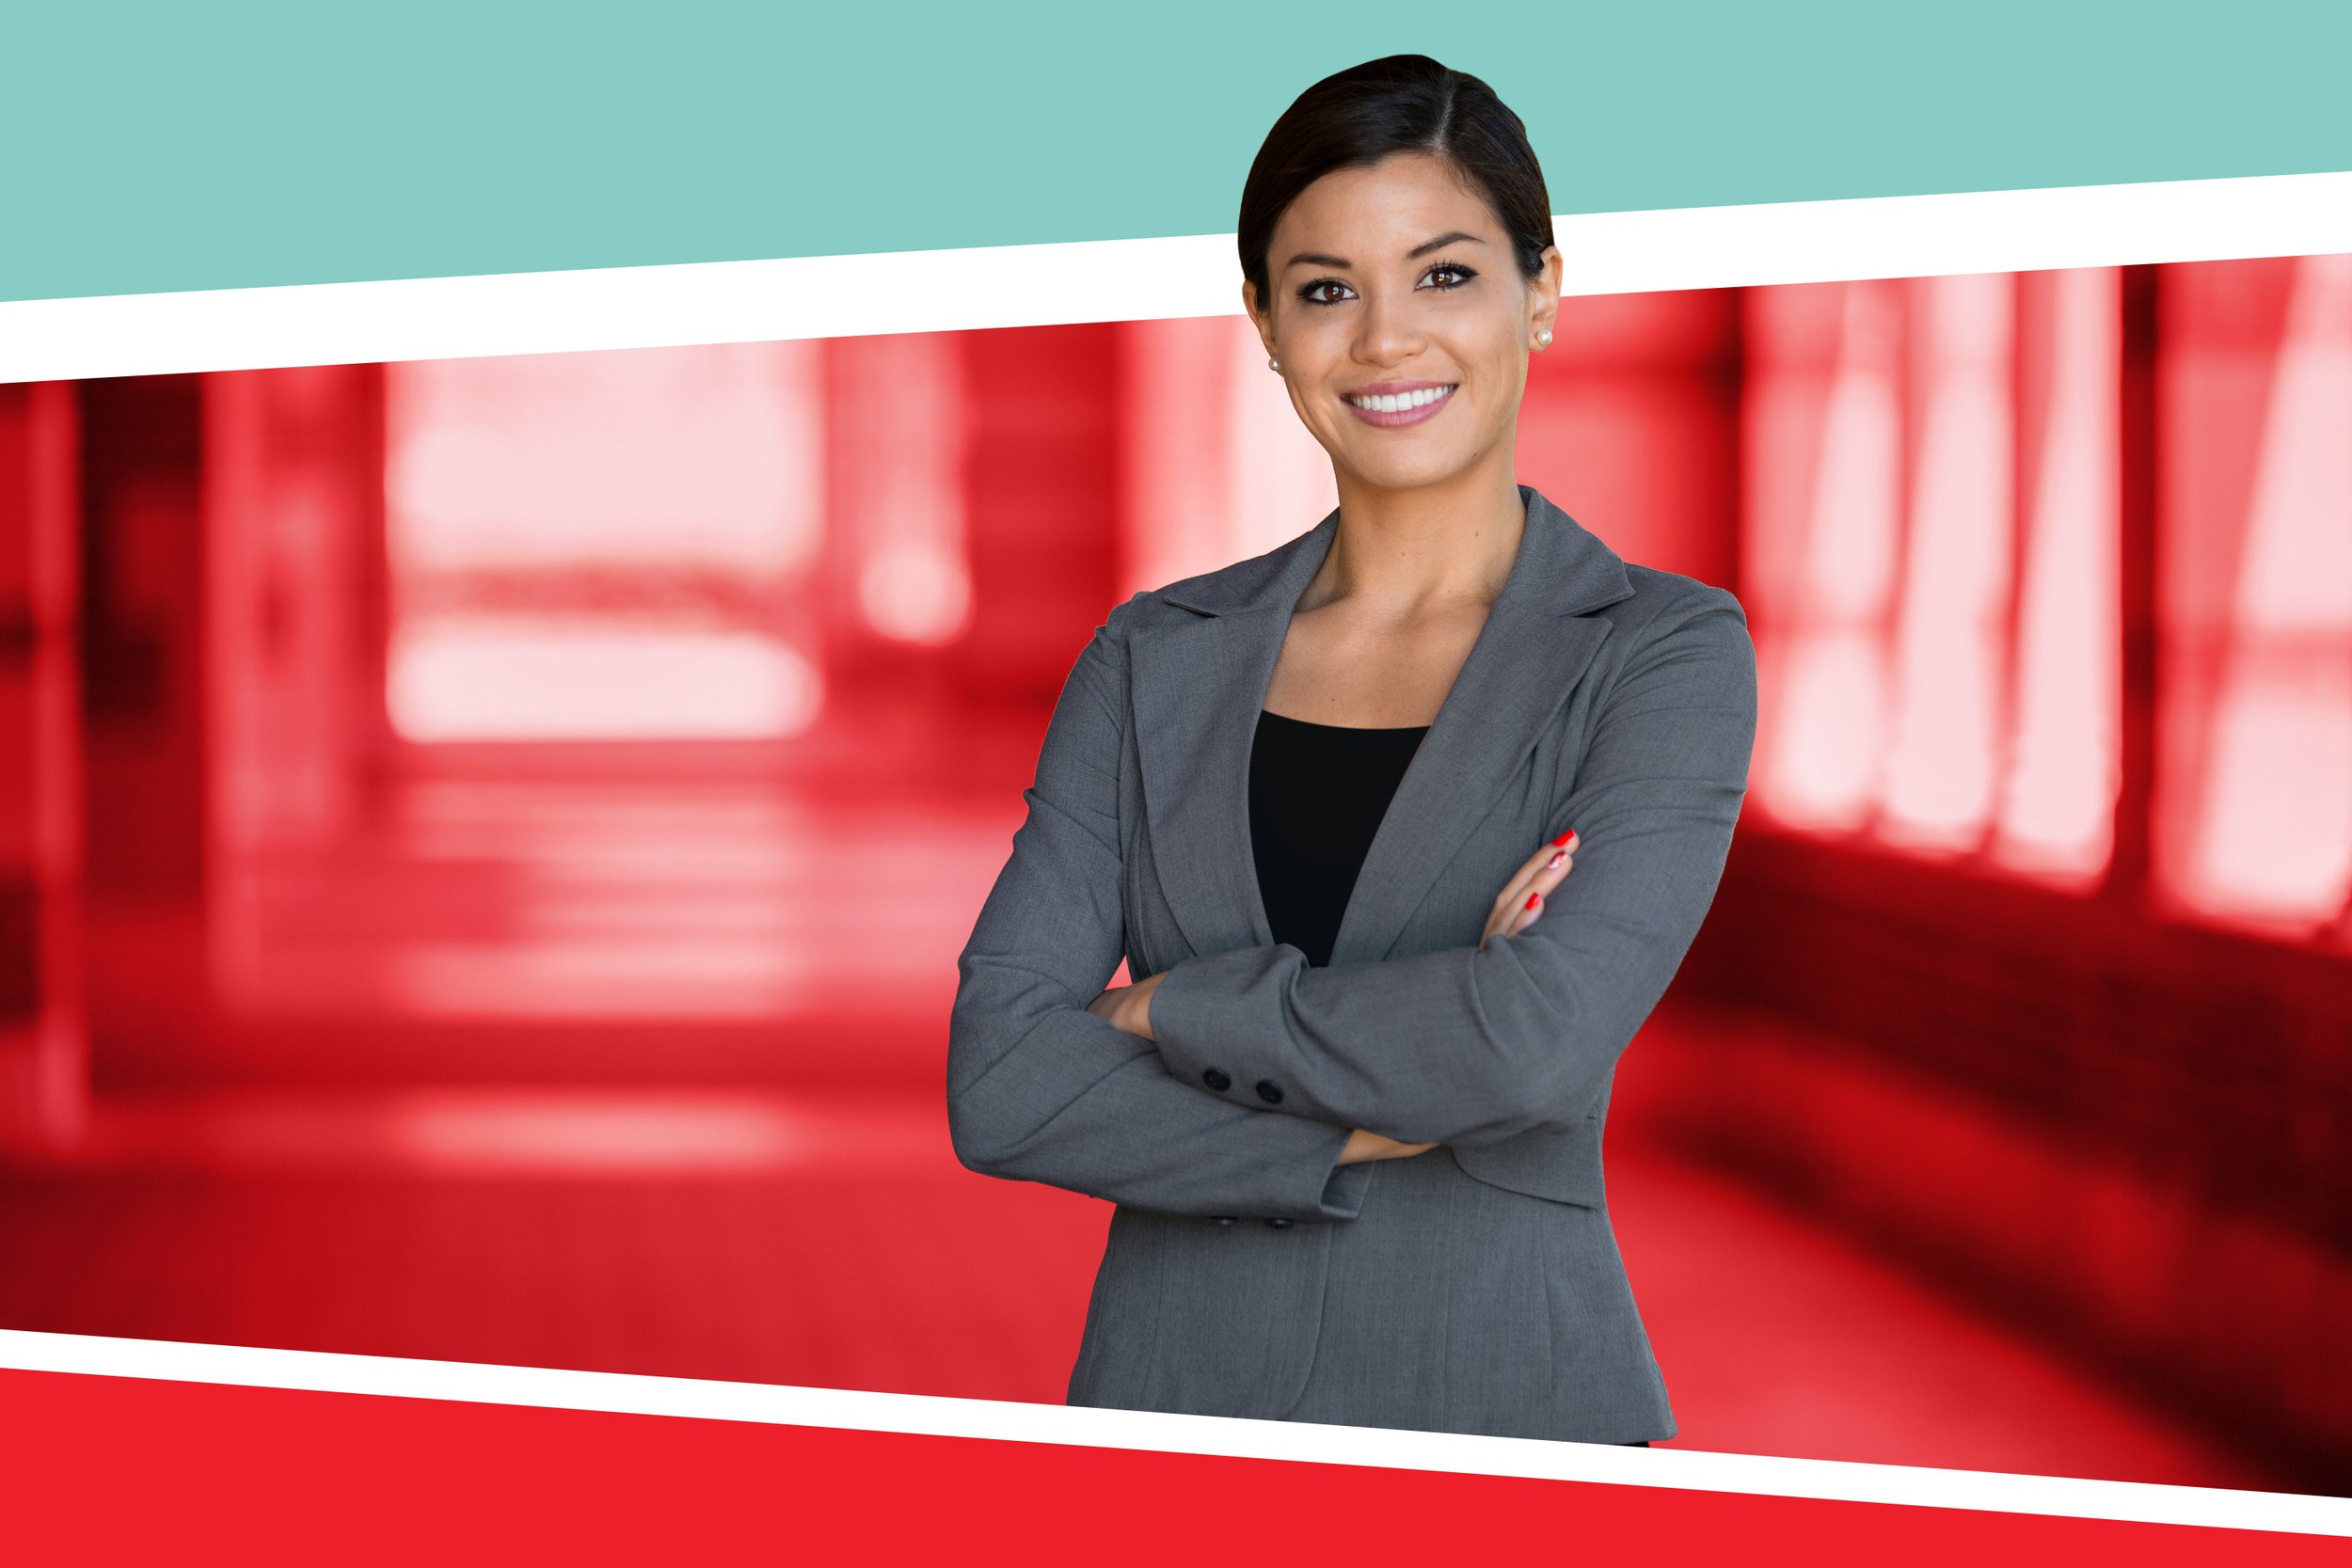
[0,1329,2344,1535]
[4,170,2351,385]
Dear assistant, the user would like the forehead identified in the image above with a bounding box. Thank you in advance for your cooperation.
[1273,153,1496,258]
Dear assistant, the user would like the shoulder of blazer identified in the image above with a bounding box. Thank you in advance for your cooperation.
[1118,483,1684,631]
[1122,534,1309,626]
[1608,563,1751,641]
[1587,565,1757,720]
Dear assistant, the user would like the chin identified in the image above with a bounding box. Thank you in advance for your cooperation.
[1337,444,1482,493]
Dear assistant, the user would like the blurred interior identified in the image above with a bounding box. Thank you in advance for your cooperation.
[0,257,2346,1492]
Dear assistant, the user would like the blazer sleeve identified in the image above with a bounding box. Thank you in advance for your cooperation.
[946,593,1372,1222]
[1145,586,1757,1150]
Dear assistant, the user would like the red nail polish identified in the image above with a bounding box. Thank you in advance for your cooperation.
[1525,892,1541,911]
[1551,830,1574,847]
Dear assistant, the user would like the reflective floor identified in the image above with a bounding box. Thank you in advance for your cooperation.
[0,738,2306,1492]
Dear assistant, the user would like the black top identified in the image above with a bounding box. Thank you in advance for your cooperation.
[1248,708,1430,969]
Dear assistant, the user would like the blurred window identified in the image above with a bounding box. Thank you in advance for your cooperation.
[384,343,826,742]
[1740,271,2122,889]
[2153,255,2352,936]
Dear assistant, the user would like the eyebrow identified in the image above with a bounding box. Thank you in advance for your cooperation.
[1282,230,1488,271]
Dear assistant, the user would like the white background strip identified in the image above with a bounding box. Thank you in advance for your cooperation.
[0,1329,2344,1536]
[3,169,2349,384]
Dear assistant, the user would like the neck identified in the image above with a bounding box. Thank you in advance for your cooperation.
[1306,453,1527,616]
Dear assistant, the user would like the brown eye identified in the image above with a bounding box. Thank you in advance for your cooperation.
[1422,262,1476,290]
[1298,278,1353,306]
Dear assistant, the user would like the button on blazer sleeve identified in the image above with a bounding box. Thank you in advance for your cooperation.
[1147,587,1757,1149]
[946,594,1370,1222]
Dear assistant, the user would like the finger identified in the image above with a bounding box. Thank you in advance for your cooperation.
[1510,887,1545,939]
[1480,891,1523,949]
[1485,834,1579,949]
[1481,879,1547,949]
[1488,855,1576,950]
[1512,849,1579,935]
[1490,828,1581,921]
[1532,844,1577,901]
[1488,839,1558,916]
[1530,834,1580,905]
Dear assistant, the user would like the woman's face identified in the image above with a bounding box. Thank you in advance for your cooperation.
[1247,151,1561,496]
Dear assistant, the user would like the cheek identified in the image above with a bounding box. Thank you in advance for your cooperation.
[1470,318,1526,375]
[1287,320,1355,376]
[1466,333,1529,411]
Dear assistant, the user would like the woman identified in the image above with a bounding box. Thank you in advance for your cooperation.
[946,55,1756,1447]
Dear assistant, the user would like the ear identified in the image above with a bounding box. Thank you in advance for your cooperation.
[1241,277,1279,360]
[1529,245,1565,344]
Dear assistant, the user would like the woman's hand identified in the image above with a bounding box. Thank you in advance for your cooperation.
[1335,1128,1439,1164]
[1478,829,1579,951]
[1327,834,1581,1167]
[1087,971,1166,1039]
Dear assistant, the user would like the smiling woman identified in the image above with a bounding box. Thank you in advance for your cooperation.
[947,55,1756,1449]
[1240,123,1560,499]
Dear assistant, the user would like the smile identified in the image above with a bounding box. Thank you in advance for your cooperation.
[1343,383,1457,427]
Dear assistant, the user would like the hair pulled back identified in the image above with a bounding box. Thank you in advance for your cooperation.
[1237,55,1556,311]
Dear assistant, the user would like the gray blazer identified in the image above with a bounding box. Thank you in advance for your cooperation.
[947,483,1757,1444]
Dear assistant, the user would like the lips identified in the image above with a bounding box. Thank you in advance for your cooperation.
[1343,382,1457,428]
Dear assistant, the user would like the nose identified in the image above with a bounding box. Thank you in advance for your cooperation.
[1351,285,1426,369]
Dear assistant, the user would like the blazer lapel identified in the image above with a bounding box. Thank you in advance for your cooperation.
[1127,484,1635,967]
[1127,511,1336,959]
[1328,596,1613,965]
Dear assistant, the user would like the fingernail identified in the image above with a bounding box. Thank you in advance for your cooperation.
[1550,830,1573,846]
[1524,892,1541,911]
[1546,849,1566,870]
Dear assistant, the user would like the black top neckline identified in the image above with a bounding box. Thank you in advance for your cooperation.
[1260,707,1431,735]
[1249,707,1427,969]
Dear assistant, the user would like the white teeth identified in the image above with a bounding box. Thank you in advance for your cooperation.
[1350,385,1454,412]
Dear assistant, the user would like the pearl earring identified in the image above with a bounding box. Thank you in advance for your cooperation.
[1534,329,1552,349]
[1268,356,1280,372]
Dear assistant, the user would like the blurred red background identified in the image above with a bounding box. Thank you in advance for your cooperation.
[1,257,2346,1493]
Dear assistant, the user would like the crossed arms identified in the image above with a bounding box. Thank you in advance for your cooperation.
[945,586,1757,1222]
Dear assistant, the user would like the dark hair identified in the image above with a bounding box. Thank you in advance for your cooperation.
[1237,55,1556,312]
